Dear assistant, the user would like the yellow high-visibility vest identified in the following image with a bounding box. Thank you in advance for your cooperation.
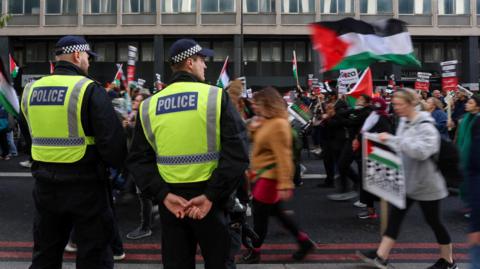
[140,82,222,183]
[21,75,95,163]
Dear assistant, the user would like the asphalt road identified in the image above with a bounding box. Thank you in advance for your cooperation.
[0,153,472,268]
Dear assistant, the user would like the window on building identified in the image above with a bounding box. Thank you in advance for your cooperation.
[478,0,480,14]
[123,0,155,13]
[282,0,315,13]
[26,42,47,63]
[424,43,443,63]
[84,0,117,14]
[321,0,354,14]
[94,42,116,62]
[243,42,258,62]
[439,0,469,14]
[198,41,211,61]
[446,43,462,62]
[399,0,431,14]
[261,42,281,62]
[118,42,139,62]
[413,42,421,60]
[244,0,275,12]
[360,0,392,14]
[141,42,154,62]
[163,0,196,13]
[48,42,56,61]
[284,42,306,62]
[202,0,235,12]
[9,0,40,14]
[213,41,233,62]
[46,0,77,14]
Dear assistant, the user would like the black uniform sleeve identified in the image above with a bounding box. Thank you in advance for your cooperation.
[87,84,127,169]
[126,115,170,203]
[204,93,250,203]
[18,112,31,154]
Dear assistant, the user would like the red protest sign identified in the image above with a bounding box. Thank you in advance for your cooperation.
[442,77,458,92]
[414,81,430,91]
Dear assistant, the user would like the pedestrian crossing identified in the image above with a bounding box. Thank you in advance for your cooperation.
[0,241,469,263]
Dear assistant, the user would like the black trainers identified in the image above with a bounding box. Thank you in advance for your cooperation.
[240,248,260,264]
[292,238,315,261]
[356,250,391,269]
[126,227,152,240]
[427,258,458,269]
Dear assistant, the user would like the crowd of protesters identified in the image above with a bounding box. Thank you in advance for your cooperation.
[3,59,480,269]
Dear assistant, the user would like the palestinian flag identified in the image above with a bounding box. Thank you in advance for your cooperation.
[346,67,373,108]
[216,56,230,89]
[365,139,401,170]
[9,54,19,79]
[113,64,128,89]
[292,50,298,83]
[0,58,19,117]
[310,18,420,71]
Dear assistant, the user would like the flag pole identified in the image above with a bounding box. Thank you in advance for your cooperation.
[113,64,123,83]
[217,56,229,83]
[293,50,300,87]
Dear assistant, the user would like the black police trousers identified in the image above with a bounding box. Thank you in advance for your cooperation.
[30,180,115,269]
[159,203,231,269]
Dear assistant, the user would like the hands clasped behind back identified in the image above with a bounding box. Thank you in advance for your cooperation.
[163,193,213,220]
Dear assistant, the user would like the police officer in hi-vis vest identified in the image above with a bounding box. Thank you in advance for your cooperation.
[127,39,249,269]
[20,36,126,269]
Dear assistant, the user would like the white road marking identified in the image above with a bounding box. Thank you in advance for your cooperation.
[0,172,32,177]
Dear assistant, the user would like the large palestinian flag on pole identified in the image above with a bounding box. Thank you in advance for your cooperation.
[310,18,420,72]
[362,132,405,209]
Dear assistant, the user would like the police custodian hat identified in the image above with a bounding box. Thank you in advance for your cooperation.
[55,35,98,57]
[168,39,214,64]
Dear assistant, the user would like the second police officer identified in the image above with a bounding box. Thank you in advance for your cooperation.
[21,36,127,269]
[127,39,249,269]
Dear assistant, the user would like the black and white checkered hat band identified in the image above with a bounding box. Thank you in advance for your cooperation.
[57,44,91,55]
[171,45,202,64]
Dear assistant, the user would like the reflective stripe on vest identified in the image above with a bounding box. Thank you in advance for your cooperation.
[140,82,222,183]
[22,75,95,163]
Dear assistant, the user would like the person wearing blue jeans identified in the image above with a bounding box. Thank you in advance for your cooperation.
[7,131,17,156]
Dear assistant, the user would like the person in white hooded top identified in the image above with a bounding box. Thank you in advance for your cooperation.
[357,88,456,269]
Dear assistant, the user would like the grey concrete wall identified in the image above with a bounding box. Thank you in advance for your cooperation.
[8,15,39,26]
[281,14,316,25]
[45,15,78,26]
[359,14,394,23]
[201,14,236,25]
[83,15,117,25]
[122,14,156,25]
[438,15,471,26]
[399,15,432,26]
[161,14,196,25]
[243,14,276,25]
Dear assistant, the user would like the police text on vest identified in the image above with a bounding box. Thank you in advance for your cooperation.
[156,92,198,115]
[30,87,68,106]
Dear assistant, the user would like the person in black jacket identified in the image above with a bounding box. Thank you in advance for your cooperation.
[353,97,393,219]
[20,36,127,269]
[317,98,348,188]
[126,39,249,269]
[327,94,372,201]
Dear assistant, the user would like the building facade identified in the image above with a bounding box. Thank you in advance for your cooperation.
[0,0,479,90]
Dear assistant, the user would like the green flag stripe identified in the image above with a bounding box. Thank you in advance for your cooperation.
[369,153,400,170]
[0,91,18,117]
[333,52,420,71]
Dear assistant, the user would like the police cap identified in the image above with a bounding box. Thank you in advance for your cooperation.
[55,35,98,58]
[168,39,214,64]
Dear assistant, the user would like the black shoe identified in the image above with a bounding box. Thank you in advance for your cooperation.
[426,258,458,269]
[292,238,315,261]
[356,250,390,269]
[240,248,260,264]
[126,227,152,240]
